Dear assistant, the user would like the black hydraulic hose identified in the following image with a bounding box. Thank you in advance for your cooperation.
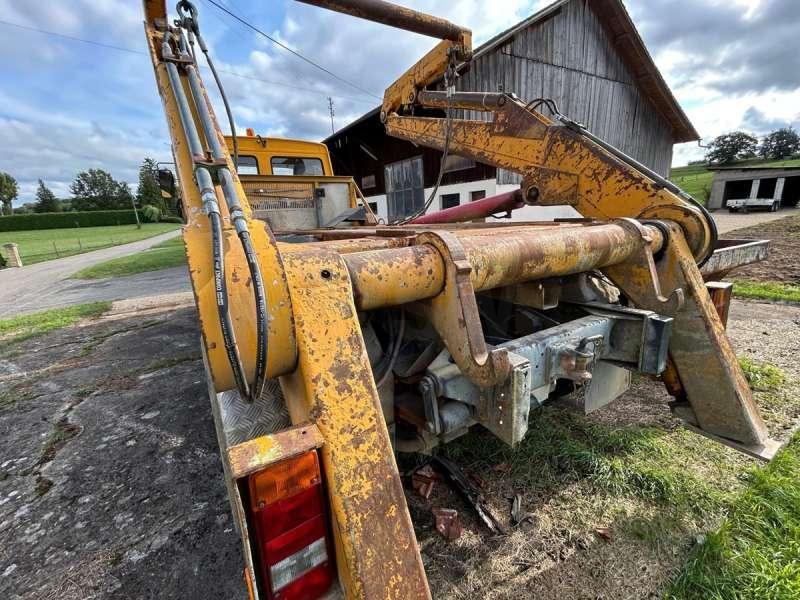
[163,33,251,399]
[238,229,269,400]
[179,23,269,402]
[210,210,251,397]
[554,113,718,265]
[195,31,239,169]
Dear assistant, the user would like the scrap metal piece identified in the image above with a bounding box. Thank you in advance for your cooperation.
[432,456,505,535]
[432,508,462,541]
[510,494,524,526]
[412,465,439,500]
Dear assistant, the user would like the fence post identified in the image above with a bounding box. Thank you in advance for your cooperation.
[52,241,60,257]
[3,243,23,267]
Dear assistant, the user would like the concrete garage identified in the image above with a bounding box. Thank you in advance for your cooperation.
[708,166,800,211]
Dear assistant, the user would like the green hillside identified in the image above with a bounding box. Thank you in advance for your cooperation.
[669,158,800,204]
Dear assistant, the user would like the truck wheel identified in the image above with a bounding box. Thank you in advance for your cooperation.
[728,208,737,213]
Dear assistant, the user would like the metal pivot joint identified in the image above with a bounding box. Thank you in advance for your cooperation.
[414,230,511,388]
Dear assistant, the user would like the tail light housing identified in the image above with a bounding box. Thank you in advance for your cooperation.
[248,450,334,600]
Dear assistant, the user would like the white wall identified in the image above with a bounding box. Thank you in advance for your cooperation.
[366,179,580,223]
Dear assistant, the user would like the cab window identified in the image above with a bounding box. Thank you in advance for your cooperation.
[236,155,259,175]
[271,156,324,176]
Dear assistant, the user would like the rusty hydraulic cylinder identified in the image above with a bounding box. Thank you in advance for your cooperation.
[417,90,508,112]
[295,0,469,41]
[410,189,525,224]
[345,221,663,310]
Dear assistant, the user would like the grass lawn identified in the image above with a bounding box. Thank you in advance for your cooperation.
[667,429,800,599]
[71,236,186,279]
[670,158,800,204]
[733,281,800,303]
[0,223,180,265]
[0,302,111,347]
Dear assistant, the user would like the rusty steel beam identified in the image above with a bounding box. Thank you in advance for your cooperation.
[279,249,431,598]
[295,0,469,41]
[344,220,664,310]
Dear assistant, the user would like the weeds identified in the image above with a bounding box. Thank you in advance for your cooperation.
[739,357,786,391]
[733,281,800,303]
[444,406,728,515]
[667,430,800,599]
[37,417,80,466]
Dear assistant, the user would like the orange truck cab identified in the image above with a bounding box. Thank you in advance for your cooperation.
[224,129,375,229]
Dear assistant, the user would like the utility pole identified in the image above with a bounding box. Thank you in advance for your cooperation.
[131,194,141,229]
[328,97,335,134]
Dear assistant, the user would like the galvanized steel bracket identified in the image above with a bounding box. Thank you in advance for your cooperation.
[414,230,511,388]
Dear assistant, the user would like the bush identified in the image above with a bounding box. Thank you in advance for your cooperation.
[160,215,184,224]
[0,210,139,232]
[0,252,6,269]
[140,204,161,223]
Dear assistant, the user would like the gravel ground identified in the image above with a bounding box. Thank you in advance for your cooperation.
[712,206,800,234]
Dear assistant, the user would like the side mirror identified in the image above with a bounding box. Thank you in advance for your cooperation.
[157,169,176,198]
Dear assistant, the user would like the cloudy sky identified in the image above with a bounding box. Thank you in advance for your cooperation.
[1,0,797,205]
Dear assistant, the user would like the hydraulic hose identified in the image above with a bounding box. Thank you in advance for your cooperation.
[179,25,270,402]
[162,33,252,399]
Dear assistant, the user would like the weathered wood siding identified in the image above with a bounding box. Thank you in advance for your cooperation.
[457,0,674,180]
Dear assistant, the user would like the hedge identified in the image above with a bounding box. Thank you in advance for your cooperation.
[0,210,140,232]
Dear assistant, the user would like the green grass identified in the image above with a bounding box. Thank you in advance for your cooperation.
[70,236,186,279]
[0,223,180,265]
[669,159,800,205]
[442,406,731,514]
[733,281,800,303]
[0,302,111,346]
[667,430,800,600]
[739,357,787,392]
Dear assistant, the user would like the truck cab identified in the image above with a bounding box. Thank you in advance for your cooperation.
[224,130,376,230]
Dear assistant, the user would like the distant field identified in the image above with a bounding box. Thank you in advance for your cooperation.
[0,223,180,265]
[669,158,800,205]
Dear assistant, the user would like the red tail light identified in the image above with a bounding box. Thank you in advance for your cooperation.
[248,451,334,600]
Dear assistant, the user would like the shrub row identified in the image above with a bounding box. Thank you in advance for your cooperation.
[0,210,140,231]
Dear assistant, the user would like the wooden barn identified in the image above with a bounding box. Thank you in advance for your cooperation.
[324,0,699,222]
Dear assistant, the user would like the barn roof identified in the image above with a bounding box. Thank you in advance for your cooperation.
[325,0,698,144]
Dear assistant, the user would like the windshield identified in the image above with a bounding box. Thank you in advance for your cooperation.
[271,156,324,176]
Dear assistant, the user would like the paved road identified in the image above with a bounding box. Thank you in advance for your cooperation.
[0,229,188,318]
[713,206,799,234]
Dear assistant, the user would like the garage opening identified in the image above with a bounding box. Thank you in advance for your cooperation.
[783,176,800,207]
[723,179,752,206]
[758,177,777,199]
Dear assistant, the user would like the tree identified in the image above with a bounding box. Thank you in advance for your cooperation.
[0,172,17,216]
[137,157,163,210]
[705,131,759,164]
[34,180,61,213]
[759,127,800,160]
[70,169,130,211]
